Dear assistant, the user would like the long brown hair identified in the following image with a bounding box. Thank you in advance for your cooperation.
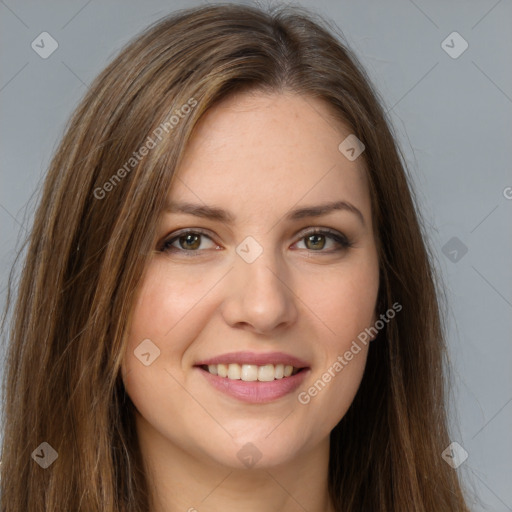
[1,3,470,510]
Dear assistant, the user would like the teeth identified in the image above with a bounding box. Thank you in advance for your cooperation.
[217,363,228,378]
[204,363,300,381]
[227,363,241,380]
[258,364,275,382]
[241,364,258,381]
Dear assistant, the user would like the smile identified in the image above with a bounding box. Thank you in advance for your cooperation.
[201,363,302,381]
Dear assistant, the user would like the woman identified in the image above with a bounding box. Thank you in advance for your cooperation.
[0,3,470,511]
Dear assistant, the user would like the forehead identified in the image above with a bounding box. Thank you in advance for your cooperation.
[169,91,370,222]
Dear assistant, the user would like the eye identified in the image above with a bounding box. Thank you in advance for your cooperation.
[159,227,353,256]
[294,228,353,252]
[160,229,220,255]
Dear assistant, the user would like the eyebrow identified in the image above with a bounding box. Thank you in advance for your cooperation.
[164,200,365,226]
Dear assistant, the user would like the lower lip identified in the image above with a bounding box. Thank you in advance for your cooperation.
[196,367,309,404]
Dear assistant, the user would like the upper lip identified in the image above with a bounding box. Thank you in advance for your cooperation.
[195,351,310,368]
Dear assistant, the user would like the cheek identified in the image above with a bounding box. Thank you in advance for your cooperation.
[293,254,378,427]
[302,254,379,346]
[126,259,222,353]
[120,262,213,437]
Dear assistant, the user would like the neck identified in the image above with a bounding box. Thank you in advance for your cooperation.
[135,412,336,512]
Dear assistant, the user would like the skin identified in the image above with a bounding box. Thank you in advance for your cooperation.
[121,91,380,512]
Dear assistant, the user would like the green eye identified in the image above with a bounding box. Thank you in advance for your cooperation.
[160,228,352,256]
[296,229,352,252]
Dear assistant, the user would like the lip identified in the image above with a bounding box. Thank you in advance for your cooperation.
[196,366,310,404]
[195,351,310,368]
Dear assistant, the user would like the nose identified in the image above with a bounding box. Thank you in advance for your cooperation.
[220,245,299,335]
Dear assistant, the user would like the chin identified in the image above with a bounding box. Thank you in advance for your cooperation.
[201,434,305,471]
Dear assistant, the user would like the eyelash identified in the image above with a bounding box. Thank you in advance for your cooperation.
[159,228,353,256]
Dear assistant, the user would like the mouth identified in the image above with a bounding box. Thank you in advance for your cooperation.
[193,352,311,403]
[196,364,310,404]
[198,363,305,381]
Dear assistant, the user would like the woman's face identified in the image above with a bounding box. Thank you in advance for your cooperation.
[122,91,380,470]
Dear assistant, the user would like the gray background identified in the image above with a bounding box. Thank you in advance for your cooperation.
[1,0,511,510]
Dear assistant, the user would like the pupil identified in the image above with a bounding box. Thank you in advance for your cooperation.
[307,234,325,250]
[181,234,200,250]
[177,234,327,251]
